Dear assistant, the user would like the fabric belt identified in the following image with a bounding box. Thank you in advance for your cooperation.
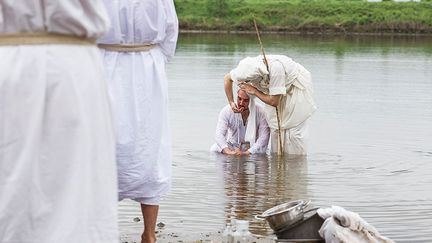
[97,43,158,52]
[0,32,96,46]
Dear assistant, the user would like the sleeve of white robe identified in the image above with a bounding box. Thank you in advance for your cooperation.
[248,107,270,154]
[160,0,179,62]
[268,61,287,95]
[214,106,231,152]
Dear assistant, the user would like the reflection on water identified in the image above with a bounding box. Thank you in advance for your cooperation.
[119,33,432,243]
[216,154,309,236]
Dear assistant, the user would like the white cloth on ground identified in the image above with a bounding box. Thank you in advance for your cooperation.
[230,55,316,155]
[210,105,270,154]
[317,206,395,243]
[0,1,118,243]
[98,0,178,203]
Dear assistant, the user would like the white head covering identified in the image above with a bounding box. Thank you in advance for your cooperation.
[230,56,269,86]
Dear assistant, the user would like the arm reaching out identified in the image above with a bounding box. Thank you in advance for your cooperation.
[224,73,243,113]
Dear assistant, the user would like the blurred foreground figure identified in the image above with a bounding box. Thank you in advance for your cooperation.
[98,1,178,242]
[0,1,118,242]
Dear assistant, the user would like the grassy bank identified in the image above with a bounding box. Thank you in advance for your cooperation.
[175,0,432,34]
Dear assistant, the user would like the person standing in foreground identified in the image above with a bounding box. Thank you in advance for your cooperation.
[224,55,316,155]
[98,1,178,242]
[0,1,118,243]
[211,89,270,155]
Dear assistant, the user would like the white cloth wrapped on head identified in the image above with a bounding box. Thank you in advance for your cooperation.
[317,206,394,243]
[229,55,309,93]
[230,56,270,89]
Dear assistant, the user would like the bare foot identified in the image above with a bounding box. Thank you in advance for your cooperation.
[141,232,156,243]
[140,204,158,243]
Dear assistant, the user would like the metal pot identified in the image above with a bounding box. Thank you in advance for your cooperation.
[255,200,311,231]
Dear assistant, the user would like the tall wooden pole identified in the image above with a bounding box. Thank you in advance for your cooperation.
[253,17,283,156]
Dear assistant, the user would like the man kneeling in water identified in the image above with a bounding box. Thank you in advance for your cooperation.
[211,89,270,155]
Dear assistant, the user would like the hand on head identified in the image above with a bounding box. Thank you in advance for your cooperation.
[239,83,257,96]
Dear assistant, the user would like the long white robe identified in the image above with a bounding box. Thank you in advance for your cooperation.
[98,0,178,202]
[0,1,118,242]
[265,56,315,155]
[230,55,316,155]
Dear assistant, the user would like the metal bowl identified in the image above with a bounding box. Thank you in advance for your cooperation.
[256,200,310,231]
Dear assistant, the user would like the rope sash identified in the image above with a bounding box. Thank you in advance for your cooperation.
[97,43,158,52]
[0,32,95,46]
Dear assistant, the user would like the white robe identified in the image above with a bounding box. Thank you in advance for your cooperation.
[230,55,316,155]
[98,0,178,202]
[210,105,270,154]
[0,1,118,242]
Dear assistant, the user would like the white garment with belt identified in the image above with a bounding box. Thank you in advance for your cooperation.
[0,1,118,242]
[98,0,178,202]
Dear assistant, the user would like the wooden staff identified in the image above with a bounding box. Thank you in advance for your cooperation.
[253,17,284,156]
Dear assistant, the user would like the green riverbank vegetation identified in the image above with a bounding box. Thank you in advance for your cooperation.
[175,0,432,34]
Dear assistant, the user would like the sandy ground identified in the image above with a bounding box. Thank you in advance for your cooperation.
[120,230,276,243]
[157,232,276,243]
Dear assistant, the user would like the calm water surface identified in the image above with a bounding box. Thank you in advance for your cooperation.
[119,34,432,242]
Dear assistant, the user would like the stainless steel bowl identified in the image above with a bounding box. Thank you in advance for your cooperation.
[255,200,310,231]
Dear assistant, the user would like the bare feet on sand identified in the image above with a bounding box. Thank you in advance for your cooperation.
[141,232,156,243]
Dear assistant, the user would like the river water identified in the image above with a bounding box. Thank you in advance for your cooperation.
[119,33,432,242]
